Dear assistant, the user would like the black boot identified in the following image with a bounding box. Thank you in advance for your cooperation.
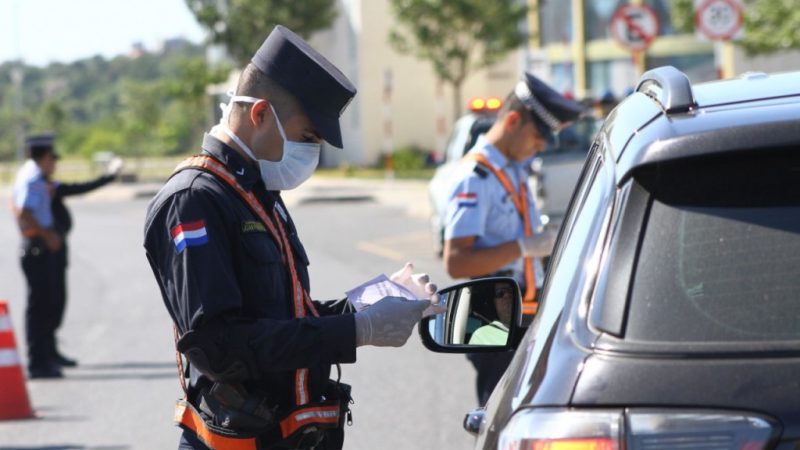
[29,361,63,379]
[52,349,78,367]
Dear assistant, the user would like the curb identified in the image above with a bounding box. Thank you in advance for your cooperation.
[0,178,433,219]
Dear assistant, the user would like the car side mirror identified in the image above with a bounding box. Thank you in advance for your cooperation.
[419,277,522,353]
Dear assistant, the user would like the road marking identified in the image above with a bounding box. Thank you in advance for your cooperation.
[375,230,431,245]
[356,241,405,261]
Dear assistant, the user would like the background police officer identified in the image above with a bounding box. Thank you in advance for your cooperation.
[144,26,437,450]
[12,134,64,378]
[442,72,583,406]
[48,153,124,368]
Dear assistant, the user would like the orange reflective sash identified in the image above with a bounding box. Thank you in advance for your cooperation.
[175,400,258,450]
[279,405,340,438]
[464,153,538,315]
[175,155,318,406]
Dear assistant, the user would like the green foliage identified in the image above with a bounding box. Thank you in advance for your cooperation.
[391,145,428,171]
[185,0,339,66]
[670,0,694,34]
[0,40,228,161]
[670,0,800,55]
[739,0,800,55]
[388,0,527,117]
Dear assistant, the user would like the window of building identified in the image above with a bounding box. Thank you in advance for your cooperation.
[540,1,573,45]
[584,0,625,41]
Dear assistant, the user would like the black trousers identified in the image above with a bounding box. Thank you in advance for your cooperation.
[467,350,515,406]
[52,245,68,336]
[20,242,60,368]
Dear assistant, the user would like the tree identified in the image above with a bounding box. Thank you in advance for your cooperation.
[671,0,800,55]
[738,0,800,54]
[164,57,231,151]
[388,0,527,118]
[185,0,339,66]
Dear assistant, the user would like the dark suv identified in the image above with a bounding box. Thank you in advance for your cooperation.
[420,66,800,449]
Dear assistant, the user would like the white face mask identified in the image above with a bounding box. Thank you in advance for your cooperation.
[218,93,321,191]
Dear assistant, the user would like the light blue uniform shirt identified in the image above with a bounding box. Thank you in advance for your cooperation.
[12,159,53,228]
[443,136,545,288]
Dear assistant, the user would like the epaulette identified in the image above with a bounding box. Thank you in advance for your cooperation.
[472,165,489,179]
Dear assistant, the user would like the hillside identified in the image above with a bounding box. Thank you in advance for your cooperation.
[0,39,228,161]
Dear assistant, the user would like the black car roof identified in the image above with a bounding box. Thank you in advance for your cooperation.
[609,67,800,185]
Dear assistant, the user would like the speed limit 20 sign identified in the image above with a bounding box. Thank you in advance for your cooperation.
[695,0,744,40]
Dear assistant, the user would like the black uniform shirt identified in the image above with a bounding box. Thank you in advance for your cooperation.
[143,134,356,410]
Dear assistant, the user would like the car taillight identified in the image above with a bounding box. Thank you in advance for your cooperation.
[498,409,776,450]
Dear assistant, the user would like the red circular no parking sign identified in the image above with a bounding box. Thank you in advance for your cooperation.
[609,5,660,52]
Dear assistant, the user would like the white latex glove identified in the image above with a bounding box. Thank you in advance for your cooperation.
[353,296,430,347]
[517,229,558,258]
[106,157,124,177]
[389,262,445,317]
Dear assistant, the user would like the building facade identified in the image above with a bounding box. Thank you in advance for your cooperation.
[527,0,716,99]
[309,0,523,167]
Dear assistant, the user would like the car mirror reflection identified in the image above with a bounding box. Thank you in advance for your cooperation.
[419,277,521,353]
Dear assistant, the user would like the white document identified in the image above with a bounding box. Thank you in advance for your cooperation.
[346,274,420,312]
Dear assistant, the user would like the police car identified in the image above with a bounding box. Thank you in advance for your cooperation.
[427,98,600,256]
[421,66,800,450]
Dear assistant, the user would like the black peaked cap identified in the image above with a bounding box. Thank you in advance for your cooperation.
[251,25,357,148]
[516,72,584,137]
[25,133,59,160]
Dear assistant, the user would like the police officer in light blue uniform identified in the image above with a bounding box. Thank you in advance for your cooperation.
[444,135,546,290]
[12,134,65,379]
[443,72,583,406]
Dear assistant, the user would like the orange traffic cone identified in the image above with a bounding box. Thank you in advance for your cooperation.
[0,300,34,420]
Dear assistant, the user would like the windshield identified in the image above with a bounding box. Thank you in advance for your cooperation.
[626,148,800,343]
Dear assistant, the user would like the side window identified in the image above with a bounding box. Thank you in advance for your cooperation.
[539,146,613,316]
[511,142,614,407]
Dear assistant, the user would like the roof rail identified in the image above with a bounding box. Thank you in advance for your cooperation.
[635,66,696,113]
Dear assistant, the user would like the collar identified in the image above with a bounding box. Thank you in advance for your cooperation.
[474,135,511,169]
[201,133,260,190]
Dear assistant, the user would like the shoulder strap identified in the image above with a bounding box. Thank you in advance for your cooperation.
[173,155,318,407]
[462,153,538,312]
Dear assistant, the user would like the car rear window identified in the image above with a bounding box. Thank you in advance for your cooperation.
[625,148,800,343]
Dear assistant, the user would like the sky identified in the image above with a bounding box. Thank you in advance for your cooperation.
[0,0,207,66]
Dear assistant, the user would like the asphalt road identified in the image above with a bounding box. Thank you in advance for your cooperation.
[0,179,478,450]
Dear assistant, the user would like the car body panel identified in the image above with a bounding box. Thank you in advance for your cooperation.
[692,70,800,108]
[573,355,800,439]
[616,97,800,185]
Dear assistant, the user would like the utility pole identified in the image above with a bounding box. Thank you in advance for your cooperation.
[11,66,25,162]
[11,0,25,162]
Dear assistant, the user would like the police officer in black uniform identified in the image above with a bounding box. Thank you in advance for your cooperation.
[144,26,436,450]
[49,155,124,367]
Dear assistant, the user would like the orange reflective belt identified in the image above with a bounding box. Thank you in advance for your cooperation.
[464,153,538,315]
[279,405,340,439]
[175,155,318,406]
[175,400,258,450]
